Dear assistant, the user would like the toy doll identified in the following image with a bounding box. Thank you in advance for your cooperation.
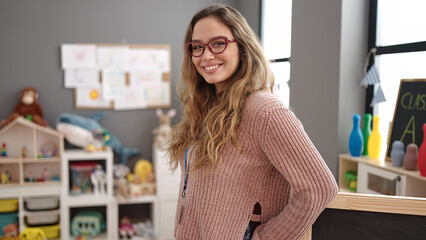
[91,164,106,195]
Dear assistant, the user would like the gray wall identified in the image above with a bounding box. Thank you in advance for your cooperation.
[0,0,369,177]
[0,0,238,166]
[236,0,261,35]
[291,0,368,177]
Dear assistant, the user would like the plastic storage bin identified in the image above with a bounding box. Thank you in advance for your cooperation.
[70,162,98,195]
[0,199,18,213]
[24,224,60,239]
[26,210,60,226]
[25,196,59,211]
[0,211,18,236]
[38,224,60,239]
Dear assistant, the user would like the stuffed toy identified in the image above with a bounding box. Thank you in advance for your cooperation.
[153,109,176,148]
[56,112,141,165]
[0,87,48,127]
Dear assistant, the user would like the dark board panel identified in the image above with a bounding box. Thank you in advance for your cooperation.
[386,79,426,160]
[312,208,426,240]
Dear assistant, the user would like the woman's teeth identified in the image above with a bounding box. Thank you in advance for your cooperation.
[205,65,219,71]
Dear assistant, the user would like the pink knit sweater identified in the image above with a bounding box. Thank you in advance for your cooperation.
[174,91,338,240]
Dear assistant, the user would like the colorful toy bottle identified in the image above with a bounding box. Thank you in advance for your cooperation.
[403,143,418,171]
[349,114,363,157]
[391,141,405,167]
[1,143,7,157]
[367,116,382,159]
[362,113,372,155]
[418,123,426,177]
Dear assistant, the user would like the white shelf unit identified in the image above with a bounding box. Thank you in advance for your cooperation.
[153,147,180,240]
[0,117,63,239]
[61,149,114,240]
[339,153,426,197]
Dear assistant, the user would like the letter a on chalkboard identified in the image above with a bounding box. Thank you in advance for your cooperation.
[400,115,416,143]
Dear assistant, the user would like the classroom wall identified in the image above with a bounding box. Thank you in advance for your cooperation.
[236,0,261,35]
[0,0,238,166]
[0,0,368,177]
[290,0,368,177]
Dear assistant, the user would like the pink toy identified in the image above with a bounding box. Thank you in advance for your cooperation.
[119,216,135,240]
[403,143,418,171]
[42,168,49,181]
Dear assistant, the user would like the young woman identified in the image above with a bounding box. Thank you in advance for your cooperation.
[167,4,338,240]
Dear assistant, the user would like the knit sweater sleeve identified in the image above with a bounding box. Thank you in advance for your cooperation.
[252,106,338,240]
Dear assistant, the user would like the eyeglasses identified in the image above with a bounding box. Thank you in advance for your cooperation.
[186,36,237,57]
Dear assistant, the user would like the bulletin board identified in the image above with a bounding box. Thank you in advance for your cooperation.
[385,79,426,161]
[60,43,172,110]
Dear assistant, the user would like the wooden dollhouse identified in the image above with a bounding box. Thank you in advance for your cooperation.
[0,116,63,187]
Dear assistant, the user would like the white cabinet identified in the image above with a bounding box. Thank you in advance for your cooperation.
[357,163,406,196]
[61,149,159,240]
[61,149,114,240]
[339,154,426,197]
[154,147,180,240]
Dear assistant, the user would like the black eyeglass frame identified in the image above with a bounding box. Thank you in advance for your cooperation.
[185,36,237,57]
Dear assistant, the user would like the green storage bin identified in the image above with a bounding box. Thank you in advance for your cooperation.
[0,211,18,236]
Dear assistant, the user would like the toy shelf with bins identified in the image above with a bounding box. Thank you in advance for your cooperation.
[0,117,63,187]
[61,149,114,240]
[339,154,426,197]
[0,185,61,239]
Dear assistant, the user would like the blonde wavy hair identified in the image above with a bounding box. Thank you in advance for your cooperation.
[167,4,274,172]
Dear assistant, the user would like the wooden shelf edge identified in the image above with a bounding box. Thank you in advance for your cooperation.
[329,192,426,216]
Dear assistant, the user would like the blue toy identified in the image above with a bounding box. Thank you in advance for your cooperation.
[56,112,140,165]
[349,114,363,157]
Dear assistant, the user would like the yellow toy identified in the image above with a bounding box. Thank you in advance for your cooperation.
[19,227,46,240]
[367,115,382,159]
[134,159,153,183]
[1,172,9,184]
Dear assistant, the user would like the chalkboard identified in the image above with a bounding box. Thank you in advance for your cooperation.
[386,79,426,161]
[312,208,426,240]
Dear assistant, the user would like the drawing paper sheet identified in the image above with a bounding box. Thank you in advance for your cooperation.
[114,86,147,110]
[75,85,111,108]
[61,44,97,69]
[101,70,126,101]
[97,46,128,70]
[126,49,170,72]
[64,69,99,88]
[142,82,170,106]
[129,70,162,85]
